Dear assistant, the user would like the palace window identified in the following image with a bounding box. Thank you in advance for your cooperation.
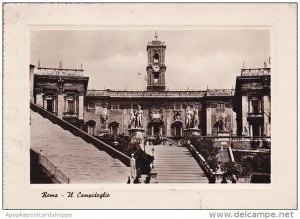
[217,102,225,109]
[174,103,182,110]
[153,105,161,109]
[88,102,95,111]
[67,99,75,113]
[250,98,261,114]
[111,104,119,110]
[131,104,138,109]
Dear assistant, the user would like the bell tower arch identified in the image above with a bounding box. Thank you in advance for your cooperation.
[146,33,167,91]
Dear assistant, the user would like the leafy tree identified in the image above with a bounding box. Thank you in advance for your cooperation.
[189,136,219,171]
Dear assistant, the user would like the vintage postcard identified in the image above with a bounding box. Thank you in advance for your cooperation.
[2,3,297,209]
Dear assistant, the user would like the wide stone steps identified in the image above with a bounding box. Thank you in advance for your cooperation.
[30,110,130,183]
[145,144,208,183]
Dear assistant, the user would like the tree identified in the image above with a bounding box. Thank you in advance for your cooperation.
[189,136,219,171]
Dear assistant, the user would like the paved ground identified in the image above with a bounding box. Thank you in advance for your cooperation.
[145,144,208,183]
[30,110,130,183]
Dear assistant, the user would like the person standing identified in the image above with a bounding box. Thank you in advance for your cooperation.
[130,153,137,180]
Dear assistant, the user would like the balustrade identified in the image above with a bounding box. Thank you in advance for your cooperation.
[241,68,271,76]
[35,67,84,77]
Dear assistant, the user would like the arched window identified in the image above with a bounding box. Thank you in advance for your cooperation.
[109,121,119,135]
[153,52,159,63]
[86,120,96,136]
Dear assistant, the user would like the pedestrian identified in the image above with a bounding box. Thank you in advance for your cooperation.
[127,176,131,184]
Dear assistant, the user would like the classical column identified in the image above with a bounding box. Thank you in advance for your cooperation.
[249,125,253,137]
[74,98,77,113]
[160,127,163,136]
[78,92,84,120]
[151,126,154,136]
[57,90,64,118]
[242,96,248,135]
[206,106,211,135]
[148,52,151,65]
[263,95,271,136]
[232,111,237,135]
[249,99,252,113]
[53,98,56,114]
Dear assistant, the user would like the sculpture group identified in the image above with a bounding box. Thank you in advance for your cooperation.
[214,115,227,131]
[185,106,200,129]
[130,105,144,129]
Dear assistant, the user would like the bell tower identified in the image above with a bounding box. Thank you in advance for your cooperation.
[146,32,167,91]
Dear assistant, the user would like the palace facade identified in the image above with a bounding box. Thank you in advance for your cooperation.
[31,35,271,139]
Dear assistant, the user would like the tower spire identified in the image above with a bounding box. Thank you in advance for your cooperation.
[155,31,158,41]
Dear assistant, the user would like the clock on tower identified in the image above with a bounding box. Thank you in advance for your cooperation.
[146,33,167,92]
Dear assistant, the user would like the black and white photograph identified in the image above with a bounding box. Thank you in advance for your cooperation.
[30,30,271,184]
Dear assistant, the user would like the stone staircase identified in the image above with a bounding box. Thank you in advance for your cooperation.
[31,110,130,183]
[145,144,208,183]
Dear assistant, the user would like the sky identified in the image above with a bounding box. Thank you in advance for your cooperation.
[30,30,270,90]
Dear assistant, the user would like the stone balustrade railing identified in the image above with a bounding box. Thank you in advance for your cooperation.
[186,143,216,183]
[35,67,84,77]
[32,149,70,184]
[203,136,270,141]
[241,68,271,76]
[206,89,234,96]
[165,137,180,146]
[86,90,206,98]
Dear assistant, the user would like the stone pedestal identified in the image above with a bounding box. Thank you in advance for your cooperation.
[217,130,230,141]
[129,128,145,148]
[150,167,158,184]
[99,129,109,136]
[184,128,201,139]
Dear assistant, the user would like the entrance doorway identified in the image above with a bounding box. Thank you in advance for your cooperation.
[171,121,183,138]
[153,126,160,136]
[252,124,262,137]
[248,117,263,137]
[148,121,164,137]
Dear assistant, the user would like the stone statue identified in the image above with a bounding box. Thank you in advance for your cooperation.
[101,114,108,130]
[129,109,135,128]
[193,109,199,129]
[148,108,153,120]
[185,106,194,128]
[135,105,144,129]
[217,115,227,131]
[159,108,164,120]
[173,111,182,121]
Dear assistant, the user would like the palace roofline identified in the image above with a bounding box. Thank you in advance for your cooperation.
[86,89,234,98]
